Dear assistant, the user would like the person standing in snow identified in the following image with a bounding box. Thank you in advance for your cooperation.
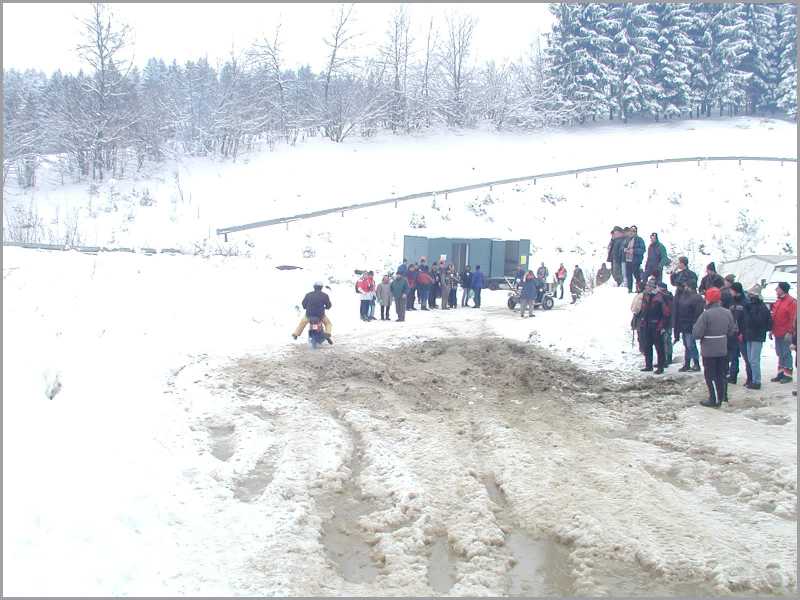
[429,263,441,309]
[416,268,433,311]
[693,287,738,407]
[390,272,409,322]
[375,275,393,321]
[741,284,772,389]
[698,263,725,295]
[460,265,473,307]
[406,264,418,311]
[555,263,567,300]
[569,265,586,304]
[638,280,669,374]
[357,271,376,321]
[439,262,451,310]
[656,282,674,367]
[769,282,797,383]
[727,282,750,385]
[292,282,333,344]
[607,227,624,286]
[613,228,628,286]
[418,257,430,272]
[446,265,459,308]
[536,262,549,282]
[515,264,526,285]
[519,271,537,318]
[624,225,646,293]
[673,281,704,372]
[669,257,698,294]
[397,258,409,277]
[643,233,669,283]
[471,265,486,308]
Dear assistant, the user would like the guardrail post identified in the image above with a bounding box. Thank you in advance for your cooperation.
[224,233,228,242]
[394,200,398,208]
[286,222,289,231]
[341,211,345,217]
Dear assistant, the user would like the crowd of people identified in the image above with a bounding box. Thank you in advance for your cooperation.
[611,223,798,408]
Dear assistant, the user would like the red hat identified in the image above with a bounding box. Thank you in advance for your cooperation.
[705,287,721,304]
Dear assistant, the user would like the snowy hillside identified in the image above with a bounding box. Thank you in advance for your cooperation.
[4,117,797,281]
[3,117,798,596]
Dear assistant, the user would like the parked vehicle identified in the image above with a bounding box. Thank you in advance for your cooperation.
[506,277,554,311]
[762,258,798,307]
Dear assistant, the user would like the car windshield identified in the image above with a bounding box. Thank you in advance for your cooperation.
[774,265,798,274]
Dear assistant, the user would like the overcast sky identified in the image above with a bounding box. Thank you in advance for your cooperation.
[3,3,554,75]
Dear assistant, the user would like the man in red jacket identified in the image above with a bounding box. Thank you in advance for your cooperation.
[770,282,797,383]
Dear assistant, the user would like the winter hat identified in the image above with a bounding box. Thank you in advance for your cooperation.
[731,282,744,296]
[778,281,791,293]
[707,262,716,272]
[724,274,736,284]
[748,284,762,296]
[678,256,689,266]
[705,287,721,304]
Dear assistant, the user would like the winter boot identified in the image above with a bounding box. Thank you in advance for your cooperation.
[745,382,761,390]
[780,374,793,383]
[771,373,785,382]
[727,375,737,384]
[678,362,691,372]
[700,395,718,408]
[691,360,701,372]
[654,367,664,375]
[326,335,334,345]
[640,366,653,372]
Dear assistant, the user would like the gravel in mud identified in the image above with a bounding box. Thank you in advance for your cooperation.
[196,337,796,596]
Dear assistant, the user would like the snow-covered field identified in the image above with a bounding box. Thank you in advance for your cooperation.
[3,117,797,596]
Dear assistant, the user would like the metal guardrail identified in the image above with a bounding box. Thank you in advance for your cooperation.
[1,241,186,255]
[216,155,797,239]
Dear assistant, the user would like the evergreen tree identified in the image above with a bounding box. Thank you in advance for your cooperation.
[776,3,797,118]
[709,4,749,116]
[739,2,779,114]
[652,3,694,119]
[608,3,660,121]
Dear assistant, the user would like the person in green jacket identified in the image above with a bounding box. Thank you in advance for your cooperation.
[390,273,410,322]
[643,232,669,283]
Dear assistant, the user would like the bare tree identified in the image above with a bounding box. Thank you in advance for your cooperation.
[441,12,476,127]
[381,4,412,133]
[248,23,289,135]
[76,2,138,180]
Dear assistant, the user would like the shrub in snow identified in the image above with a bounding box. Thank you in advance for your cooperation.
[302,246,316,258]
[43,370,62,400]
[409,212,427,229]
[139,188,154,207]
[668,192,682,206]
[541,191,566,205]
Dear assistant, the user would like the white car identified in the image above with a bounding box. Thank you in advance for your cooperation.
[761,259,798,308]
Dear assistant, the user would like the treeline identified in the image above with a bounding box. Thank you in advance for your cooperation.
[546,3,797,122]
[3,3,797,188]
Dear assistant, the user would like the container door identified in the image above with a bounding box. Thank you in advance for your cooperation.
[404,236,429,264]
[490,240,505,278]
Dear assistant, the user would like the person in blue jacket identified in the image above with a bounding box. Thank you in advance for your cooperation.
[623,225,646,293]
[471,265,486,308]
[397,258,408,276]
[519,271,537,317]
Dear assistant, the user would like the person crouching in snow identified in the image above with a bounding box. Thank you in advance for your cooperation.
[375,275,393,321]
[292,282,333,344]
[692,287,738,407]
[569,265,586,304]
[519,271,537,318]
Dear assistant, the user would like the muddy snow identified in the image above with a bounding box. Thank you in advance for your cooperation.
[164,336,795,596]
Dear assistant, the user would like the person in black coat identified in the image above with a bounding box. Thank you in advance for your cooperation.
[460,266,473,307]
[698,262,725,294]
[669,256,698,292]
[673,282,705,371]
[741,284,772,389]
[638,280,670,374]
[727,282,749,384]
[292,282,333,343]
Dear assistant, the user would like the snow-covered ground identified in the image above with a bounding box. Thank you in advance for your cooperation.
[3,117,797,596]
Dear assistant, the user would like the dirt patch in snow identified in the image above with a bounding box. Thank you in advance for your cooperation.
[219,337,795,596]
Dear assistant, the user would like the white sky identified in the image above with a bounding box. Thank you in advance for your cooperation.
[3,3,554,75]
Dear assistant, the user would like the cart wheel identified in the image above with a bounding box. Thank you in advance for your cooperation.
[507,297,517,310]
[543,296,554,310]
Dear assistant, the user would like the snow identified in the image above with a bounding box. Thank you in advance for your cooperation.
[3,117,797,595]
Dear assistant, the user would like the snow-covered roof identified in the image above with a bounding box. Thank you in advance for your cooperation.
[721,254,794,266]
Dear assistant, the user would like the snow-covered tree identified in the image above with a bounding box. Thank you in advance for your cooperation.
[739,2,779,114]
[608,3,660,121]
[440,12,477,127]
[776,3,797,119]
[652,3,694,119]
[709,4,749,117]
